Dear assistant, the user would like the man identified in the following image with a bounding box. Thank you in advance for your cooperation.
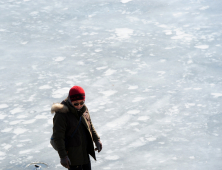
[51,86,102,170]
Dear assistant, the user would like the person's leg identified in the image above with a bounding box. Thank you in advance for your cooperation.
[69,165,82,170]
[82,161,91,170]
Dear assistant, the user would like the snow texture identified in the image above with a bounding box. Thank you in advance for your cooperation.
[0,0,222,169]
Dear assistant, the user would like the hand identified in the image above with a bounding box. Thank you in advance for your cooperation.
[60,156,71,169]
[95,140,102,153]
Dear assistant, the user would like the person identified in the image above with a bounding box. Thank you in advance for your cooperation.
[51,86,102,170]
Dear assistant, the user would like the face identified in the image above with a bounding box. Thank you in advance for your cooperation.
[71,100,85,110]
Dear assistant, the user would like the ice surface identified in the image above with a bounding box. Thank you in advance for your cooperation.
[0,0,222,169]
[0,104,9,109]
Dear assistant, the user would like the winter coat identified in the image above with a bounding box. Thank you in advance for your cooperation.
[51,98,100,165]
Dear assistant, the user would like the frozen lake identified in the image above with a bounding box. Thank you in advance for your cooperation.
[0,0,222,169]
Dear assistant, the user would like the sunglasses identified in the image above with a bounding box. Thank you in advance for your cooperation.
[73,101,85,106]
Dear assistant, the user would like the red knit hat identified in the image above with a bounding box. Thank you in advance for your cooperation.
[69,86,85,102]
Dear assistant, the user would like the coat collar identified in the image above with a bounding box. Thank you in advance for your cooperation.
[51,98,86,115]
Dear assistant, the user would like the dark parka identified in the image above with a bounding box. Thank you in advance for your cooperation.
[51,98,100,166]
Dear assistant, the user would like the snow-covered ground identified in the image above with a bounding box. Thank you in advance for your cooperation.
[0,0,222,169]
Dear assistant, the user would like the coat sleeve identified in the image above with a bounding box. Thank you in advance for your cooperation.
[53,112,67,158]
[88,113,100,142]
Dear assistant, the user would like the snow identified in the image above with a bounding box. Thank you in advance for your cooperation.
[115,28,134,39]
[52,88,70,98]
[1,128,13,133]
[39,85,52,90]
[106,114,131,128]
[19,149,32,155]
[199,6,209,10]
[22,119,36,124]
[121,0,132,4]
[2,144,12,150]
[105,155,120,160]
[104,69,117,76]
[9,120,23,125]
[127,110,140,115]
[0,152,6,156]
[0,114,7,120]
[128,85,138,90]
[53,57,66,62]
[13,128,28,135]
[0,0,222,169]
[0,104,8,109]
[194,45,209,49]
[10,108,24,114]
[211,93,222,98]
[99,90,117,97]
[138,116,150,121]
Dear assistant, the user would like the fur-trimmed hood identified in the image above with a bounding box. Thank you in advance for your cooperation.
[51,103,69,114]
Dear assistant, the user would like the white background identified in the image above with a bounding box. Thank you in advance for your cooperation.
[0,0,222,169]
